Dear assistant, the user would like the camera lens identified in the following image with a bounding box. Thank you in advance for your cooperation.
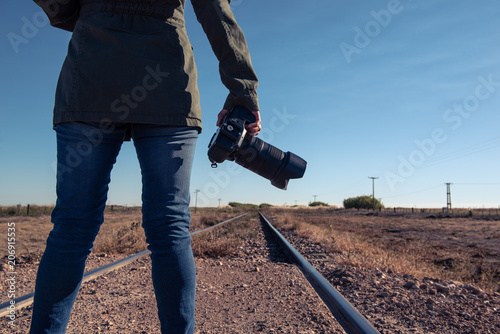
[234,136,306,190]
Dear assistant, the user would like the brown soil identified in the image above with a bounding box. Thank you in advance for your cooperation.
[269,209,500,293]
[0,212,341,333]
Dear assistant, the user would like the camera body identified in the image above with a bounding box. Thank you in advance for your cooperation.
[208,106,306,190]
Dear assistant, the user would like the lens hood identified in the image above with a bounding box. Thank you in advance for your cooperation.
[271,152,307,190]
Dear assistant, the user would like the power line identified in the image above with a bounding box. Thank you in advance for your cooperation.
[382,185,442,199]
[423,137,500,169]
[381,183,499,203]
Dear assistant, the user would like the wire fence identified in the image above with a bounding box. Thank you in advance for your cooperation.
[0,205,54,217]
[378,207,500,219]
[2,204,500,220]
[300,207,500,220]
[0,205,141,217]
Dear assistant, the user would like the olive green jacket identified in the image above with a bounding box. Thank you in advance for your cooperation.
[34,0,259,133]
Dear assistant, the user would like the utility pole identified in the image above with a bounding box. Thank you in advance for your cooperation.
[194,189,200,213]
[368,177,379,211]
[445,183,452,210]
[313,195,318,203]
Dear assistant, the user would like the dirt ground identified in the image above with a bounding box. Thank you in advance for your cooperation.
[0,208,499,333]
[1,207,499,295]
[0,211,343,333]
[275,209,499,293]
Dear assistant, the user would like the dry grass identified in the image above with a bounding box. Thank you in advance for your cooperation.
[264,208,500,293]
[190,207,248,231]
[0,215,54,262]
[93,221,147,254]
[284,216,438,276]
[191,233,240,258]
[0,207,253,261]
[0,205,55,217]
[191,215,256,258]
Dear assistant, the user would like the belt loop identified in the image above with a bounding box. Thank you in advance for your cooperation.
[124,124,132,142]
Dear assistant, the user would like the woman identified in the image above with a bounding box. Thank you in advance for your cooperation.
[30,0,261,333]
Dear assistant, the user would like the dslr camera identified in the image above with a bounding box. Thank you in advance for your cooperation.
[207,106,306,190]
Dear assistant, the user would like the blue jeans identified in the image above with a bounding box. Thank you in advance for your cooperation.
[30,122,198,334]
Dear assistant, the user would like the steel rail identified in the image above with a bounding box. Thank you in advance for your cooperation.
[0,212,250,317]
[259,211,380,334]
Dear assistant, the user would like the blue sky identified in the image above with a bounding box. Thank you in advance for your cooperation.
[1,0,500,208]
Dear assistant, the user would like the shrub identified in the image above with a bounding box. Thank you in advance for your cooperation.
[309,201,329,207]
[343,195,383,210]
[228,202,259,209]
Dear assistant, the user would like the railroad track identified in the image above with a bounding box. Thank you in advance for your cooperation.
[259,212,379,334]
[1,211,378,333]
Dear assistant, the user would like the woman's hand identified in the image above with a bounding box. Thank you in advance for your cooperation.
[217,109,261,136]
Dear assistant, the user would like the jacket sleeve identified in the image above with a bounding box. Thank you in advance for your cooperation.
[33,0,80,32]
[191,0,259,112]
